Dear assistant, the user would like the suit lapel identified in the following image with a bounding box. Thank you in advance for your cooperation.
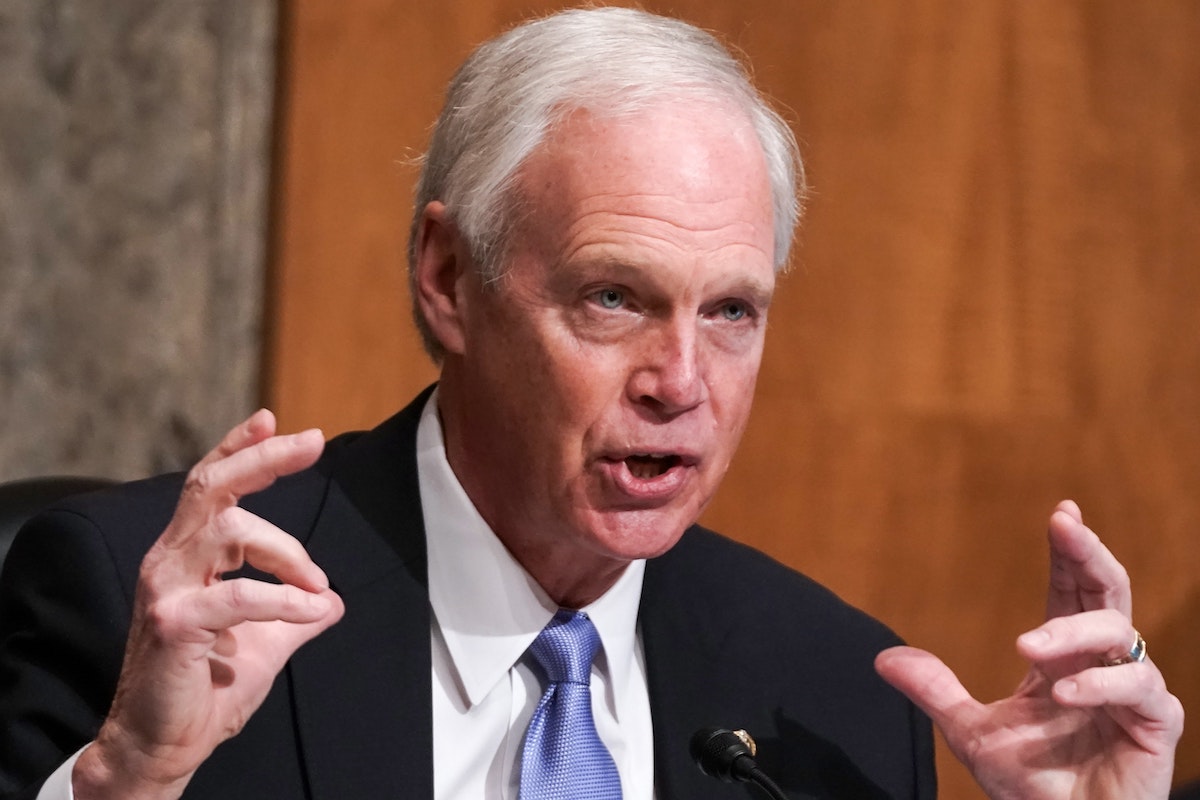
[288,391,437,798]
[641,528,754,800]
[282,391,764,798]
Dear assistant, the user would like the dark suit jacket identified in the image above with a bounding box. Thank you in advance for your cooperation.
[0,390,936,799]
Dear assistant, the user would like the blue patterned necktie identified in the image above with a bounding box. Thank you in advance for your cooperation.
[520,609,623,799]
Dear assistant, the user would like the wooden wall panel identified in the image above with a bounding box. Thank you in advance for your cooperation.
[269,2,1200,796]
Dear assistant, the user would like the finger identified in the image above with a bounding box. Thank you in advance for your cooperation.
[202,507,330,592]
[227,509,331,591]
[208,590,346,694]
[196,409,277,469]
[1055,497,1082,524]
[167,428,325,541]
[190,428,325,505]
[1045,500,1131,620]
[875,646,984,737]
[174,580,339,634]
[147,503,329,592]
[1017,608,1136,665]
[1053,664,1184,749]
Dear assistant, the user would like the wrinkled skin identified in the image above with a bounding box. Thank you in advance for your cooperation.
[414,103,776,607]
[877,500,1183,799]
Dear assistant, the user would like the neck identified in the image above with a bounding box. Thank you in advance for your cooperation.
[514,545,631,609]
[433,377,633,608]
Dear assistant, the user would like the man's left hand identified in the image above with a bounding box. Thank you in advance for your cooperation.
[876,500,1183,799]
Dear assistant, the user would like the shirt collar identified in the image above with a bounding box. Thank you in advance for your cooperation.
[418,389,645,709]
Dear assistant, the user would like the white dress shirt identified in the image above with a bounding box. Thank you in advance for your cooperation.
[420,390,655,799]
[38,390,656,798]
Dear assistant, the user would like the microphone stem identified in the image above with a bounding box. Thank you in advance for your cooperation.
[747,766,789,800]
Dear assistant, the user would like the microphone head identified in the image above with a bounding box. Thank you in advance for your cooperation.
[690,727,757,783]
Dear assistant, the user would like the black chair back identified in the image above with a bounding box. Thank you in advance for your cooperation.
[0,476,116,573]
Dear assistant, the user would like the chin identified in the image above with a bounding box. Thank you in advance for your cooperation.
[586,508,695,561]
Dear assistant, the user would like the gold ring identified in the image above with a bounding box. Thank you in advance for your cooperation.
[1103,629,1147,666]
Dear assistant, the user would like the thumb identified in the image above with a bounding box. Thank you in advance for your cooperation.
[875,645,983,744]
[259,588,346,665]
[292,588,345,646]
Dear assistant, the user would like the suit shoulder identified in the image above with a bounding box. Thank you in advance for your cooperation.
[18,428,367,569]
[640,527,932,798]
[646,525,902,651]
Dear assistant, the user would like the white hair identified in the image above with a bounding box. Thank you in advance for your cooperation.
[408,6,806,359]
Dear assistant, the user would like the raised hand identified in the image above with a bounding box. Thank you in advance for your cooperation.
[73,410,345,799]
[876,500,1183,799]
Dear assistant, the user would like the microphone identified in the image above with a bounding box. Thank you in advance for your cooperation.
[690,727,788,799]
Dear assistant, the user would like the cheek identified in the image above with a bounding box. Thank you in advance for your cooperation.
[542,326,633,405]
[487,329,629,469]
[706,348,764,438]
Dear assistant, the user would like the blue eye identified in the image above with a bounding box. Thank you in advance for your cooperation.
[721,302,747,321]
[596,289,624,309]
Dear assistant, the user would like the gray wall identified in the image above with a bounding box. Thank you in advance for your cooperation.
[0,1,277,481]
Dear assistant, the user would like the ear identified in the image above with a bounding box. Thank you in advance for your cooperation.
[413,201,471,355]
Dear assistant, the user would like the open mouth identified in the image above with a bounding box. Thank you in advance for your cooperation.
[624,454,682,479]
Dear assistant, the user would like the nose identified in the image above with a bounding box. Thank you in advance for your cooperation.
[626,317,708,417]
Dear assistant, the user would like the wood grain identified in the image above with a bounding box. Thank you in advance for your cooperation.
[268,2,1200,795]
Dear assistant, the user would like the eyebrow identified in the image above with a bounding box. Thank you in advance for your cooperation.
[555,255,776,308]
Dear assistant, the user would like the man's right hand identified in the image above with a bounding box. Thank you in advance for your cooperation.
[72,410,345,799]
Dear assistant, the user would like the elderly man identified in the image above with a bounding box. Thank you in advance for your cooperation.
[0,7,1181,800]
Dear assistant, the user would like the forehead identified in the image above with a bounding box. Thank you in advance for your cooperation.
[511,102,775,264]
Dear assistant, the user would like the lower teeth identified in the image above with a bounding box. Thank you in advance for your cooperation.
[628,460,666,479]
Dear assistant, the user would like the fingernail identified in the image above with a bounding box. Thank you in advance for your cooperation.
[1057,679,1079,699]
[298,428,324,445]
[1018,629,1051,648]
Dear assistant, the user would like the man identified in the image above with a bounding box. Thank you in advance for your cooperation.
[0,7,1182,799]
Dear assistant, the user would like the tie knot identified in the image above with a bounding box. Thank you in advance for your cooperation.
[529,609,601,685]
